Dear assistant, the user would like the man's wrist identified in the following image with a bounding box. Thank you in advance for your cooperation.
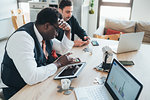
[65,30,71,40]
[54,62,61,68]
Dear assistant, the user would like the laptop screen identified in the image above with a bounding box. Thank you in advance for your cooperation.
[105,59,143,100]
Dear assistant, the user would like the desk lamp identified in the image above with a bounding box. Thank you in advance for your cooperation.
[102,46,113,70]
[95,46,113,72]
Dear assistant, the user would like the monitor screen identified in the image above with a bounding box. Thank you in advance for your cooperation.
[106,59,143,100]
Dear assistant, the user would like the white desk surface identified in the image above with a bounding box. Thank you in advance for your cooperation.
[10,38,150,100]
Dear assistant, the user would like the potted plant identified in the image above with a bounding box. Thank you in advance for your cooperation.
[89,0,94,14]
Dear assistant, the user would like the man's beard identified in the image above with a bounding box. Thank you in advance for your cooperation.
[65,17,71,21]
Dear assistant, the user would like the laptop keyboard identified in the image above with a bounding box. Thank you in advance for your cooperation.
[75,85,108,100]
[88,85,105,100]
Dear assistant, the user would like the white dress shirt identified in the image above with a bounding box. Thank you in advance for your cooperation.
[6,24,74,85]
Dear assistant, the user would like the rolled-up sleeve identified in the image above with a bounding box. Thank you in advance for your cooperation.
[52,33,74,55]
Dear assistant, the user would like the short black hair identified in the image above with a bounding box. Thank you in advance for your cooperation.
[59,0,72,10]
[35,7,62,25]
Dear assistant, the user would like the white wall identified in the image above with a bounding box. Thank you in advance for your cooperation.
[0,0,17,39]
[81,3,89,33]
[72,0,84,24]
[88,0,98,37]
[131,0,150,21]
[0,18,15,39]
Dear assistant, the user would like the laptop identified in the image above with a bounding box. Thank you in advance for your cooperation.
[110,32,144,53]
[75,59,143,100]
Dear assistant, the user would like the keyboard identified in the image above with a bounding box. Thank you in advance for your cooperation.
[75,85,108,100]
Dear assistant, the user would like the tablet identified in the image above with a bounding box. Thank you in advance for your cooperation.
[54,62,86,80]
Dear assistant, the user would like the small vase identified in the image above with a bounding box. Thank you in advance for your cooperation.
[89,8,94,14]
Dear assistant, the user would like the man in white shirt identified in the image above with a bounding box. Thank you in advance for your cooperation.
[1,7,76,99]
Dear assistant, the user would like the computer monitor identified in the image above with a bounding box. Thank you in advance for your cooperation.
[105,59,143,100]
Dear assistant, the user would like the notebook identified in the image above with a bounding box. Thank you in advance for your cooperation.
[111,32,144,53]
[75,59,143,100]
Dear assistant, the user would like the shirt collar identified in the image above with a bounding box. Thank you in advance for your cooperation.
[34,24,43,46]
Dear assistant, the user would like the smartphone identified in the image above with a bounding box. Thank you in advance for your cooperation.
[119,61,134,66]
[91,40,99,46]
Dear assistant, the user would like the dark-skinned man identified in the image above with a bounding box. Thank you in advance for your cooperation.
[1,7,78,100]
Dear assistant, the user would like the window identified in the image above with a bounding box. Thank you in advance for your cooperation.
[97,0,133,28]
[102,0,130,3]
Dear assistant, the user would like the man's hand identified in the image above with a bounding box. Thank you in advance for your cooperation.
[53,53,81,68]
[74,36,90,47]
[74,39,86,47]
[58,19,71,39]
[83,36,90,45]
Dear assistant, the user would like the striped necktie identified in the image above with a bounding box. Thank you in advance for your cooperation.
[42,40,48,59]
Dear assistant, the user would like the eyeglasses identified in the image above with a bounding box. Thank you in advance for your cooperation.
[51,24,59,31]
[51,24,59,37]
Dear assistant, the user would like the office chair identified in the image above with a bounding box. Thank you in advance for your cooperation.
[11,9,26,30]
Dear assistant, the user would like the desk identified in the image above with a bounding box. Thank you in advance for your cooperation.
[10,38,150,100]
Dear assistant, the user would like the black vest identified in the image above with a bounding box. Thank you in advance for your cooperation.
[1,22,56,98]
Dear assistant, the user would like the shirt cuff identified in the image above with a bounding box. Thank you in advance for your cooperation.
[46,64,58,76]
[62,33,74,49]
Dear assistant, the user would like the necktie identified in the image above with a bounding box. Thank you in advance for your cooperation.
[42,40,58,59]
[51,50,58,59]
[42,40,48,59]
